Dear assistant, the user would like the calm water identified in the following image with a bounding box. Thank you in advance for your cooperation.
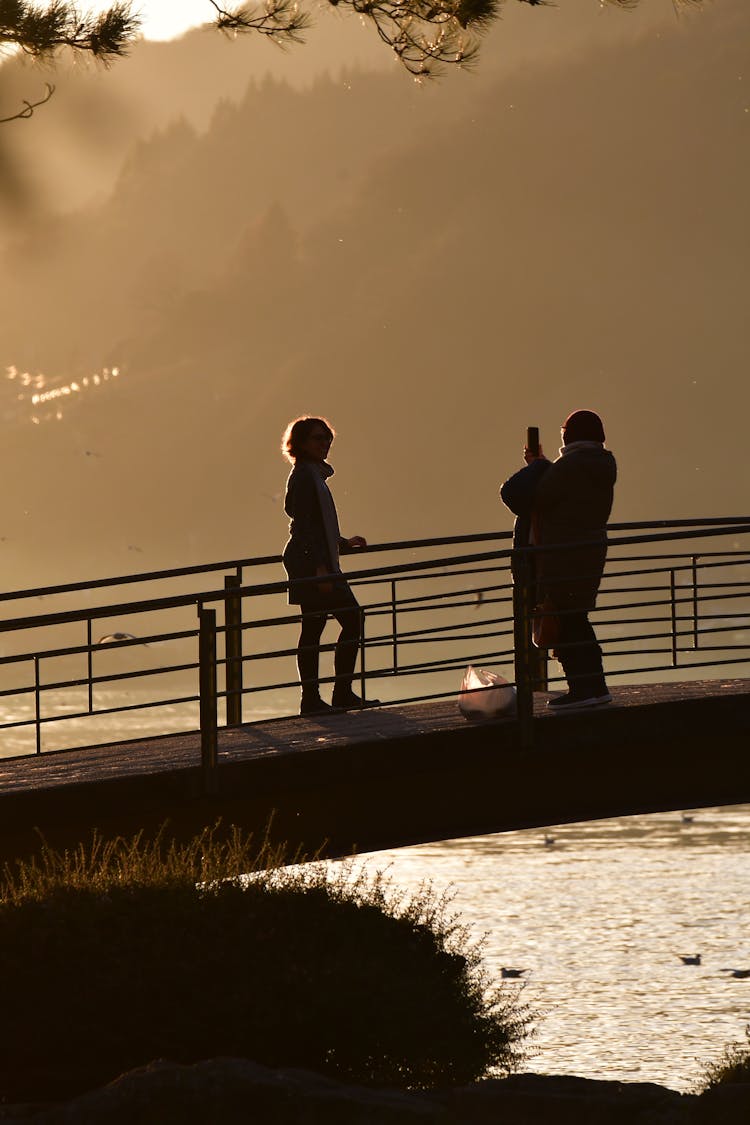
[1,695,748,1092]
[364,807,750,1092]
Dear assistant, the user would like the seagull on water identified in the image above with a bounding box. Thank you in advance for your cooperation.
[677,954,701,965]
[501,967,529,979]
[720,968,750,979]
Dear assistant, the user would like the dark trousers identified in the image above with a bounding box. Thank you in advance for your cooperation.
[556,610,607,699]
[297,583,361,702]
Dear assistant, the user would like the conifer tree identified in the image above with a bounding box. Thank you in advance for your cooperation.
[0,0,707,122]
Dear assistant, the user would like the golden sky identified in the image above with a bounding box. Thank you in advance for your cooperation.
[107,1,213,41]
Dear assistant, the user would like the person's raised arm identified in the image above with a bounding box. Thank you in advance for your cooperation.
[500,447,550,516]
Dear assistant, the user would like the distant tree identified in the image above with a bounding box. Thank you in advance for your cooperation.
[0,0,709,121]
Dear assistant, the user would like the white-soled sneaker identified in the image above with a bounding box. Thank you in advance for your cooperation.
[547,692,612,714]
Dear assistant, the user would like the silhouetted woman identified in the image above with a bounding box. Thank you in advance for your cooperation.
[281,416,376,715]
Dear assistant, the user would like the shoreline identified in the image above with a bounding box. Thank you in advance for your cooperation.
[2,1059,748,1124]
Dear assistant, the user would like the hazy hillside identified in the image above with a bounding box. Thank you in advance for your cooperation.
[0,14,385,221]
[0,0,747,588]
[0,0,688,222]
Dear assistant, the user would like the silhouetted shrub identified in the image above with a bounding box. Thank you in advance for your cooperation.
[697,1027,750,1091]
[0,828,534,1102]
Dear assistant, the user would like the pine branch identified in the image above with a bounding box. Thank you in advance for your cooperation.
[208,0,312,46]
[0,78,53,121]
[207,0,708,80]
[0,0,713,111]
[210,0,501,77]
[0,2,140,60]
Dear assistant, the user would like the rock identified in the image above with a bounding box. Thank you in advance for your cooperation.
[3,1061,746,1125]
[689,1082,750,1124]
[9,1058,445,1125]
[437,1073,690,1124]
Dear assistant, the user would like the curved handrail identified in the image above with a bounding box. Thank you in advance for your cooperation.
[0,517,748,607]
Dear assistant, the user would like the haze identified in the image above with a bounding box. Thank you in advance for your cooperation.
[0,0,747,590]
[90,0,214,40]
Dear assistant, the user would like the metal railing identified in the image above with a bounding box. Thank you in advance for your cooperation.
[0,518,748,765]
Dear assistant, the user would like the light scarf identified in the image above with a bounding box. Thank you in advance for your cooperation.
[312,461,342,575]
[559,440,605,457]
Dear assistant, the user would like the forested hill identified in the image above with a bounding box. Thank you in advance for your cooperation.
[0,0,747,585]
[0,0,683,222]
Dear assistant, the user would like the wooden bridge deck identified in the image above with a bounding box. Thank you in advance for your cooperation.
[0,679,748,865]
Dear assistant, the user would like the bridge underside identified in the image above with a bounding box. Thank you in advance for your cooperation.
[0,680,748,866]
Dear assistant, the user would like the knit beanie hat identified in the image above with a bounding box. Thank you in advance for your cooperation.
[562,409,605,444]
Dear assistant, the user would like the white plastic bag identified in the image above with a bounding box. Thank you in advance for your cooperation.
[458,665,516,721]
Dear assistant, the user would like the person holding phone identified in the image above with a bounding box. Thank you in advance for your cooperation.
[501,410,617,712]
[281,415,377,715]
[500,426,552,553]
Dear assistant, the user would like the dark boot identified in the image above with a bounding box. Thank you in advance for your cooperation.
[557,611,608,701]
[297,612,327,715]
[331,616,361,709]
[329,597,380,709]
[300,696,337,716]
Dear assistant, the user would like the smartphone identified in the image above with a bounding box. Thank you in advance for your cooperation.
[526,426,540,457]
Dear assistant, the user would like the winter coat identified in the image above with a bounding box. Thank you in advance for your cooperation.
[500,458,553,549]
[282,460,349,605]
[532,443,617,611]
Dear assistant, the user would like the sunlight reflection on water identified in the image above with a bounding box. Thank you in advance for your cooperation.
[0,688,287,757]
[360,808,750,1091]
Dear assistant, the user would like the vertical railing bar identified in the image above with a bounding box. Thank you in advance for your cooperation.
[199,606,218,794]
[224,575,243,727]
[391,579,398,674]
[670,569,678,668]
[511,549,534,748]
[692,555,699,650]
[87,618,94,714]
[529,551,548,692]
[359,607,367,702]
[34,656,42,755]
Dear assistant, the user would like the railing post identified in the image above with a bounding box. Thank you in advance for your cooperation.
[692,555,699,649]
[670,568,678,668]
[86,618,94,715]
[199,606,218,794]
[511,548,535,748]
[359,607,367,702]
[224,575,243,727]
[391,578,398,674]
[34,655,42,756]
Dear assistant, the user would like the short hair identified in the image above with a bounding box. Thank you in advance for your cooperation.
[281,416,335,463]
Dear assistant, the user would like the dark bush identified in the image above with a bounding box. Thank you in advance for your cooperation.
[697,1027,750,1091]
[0,829,534,1101]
